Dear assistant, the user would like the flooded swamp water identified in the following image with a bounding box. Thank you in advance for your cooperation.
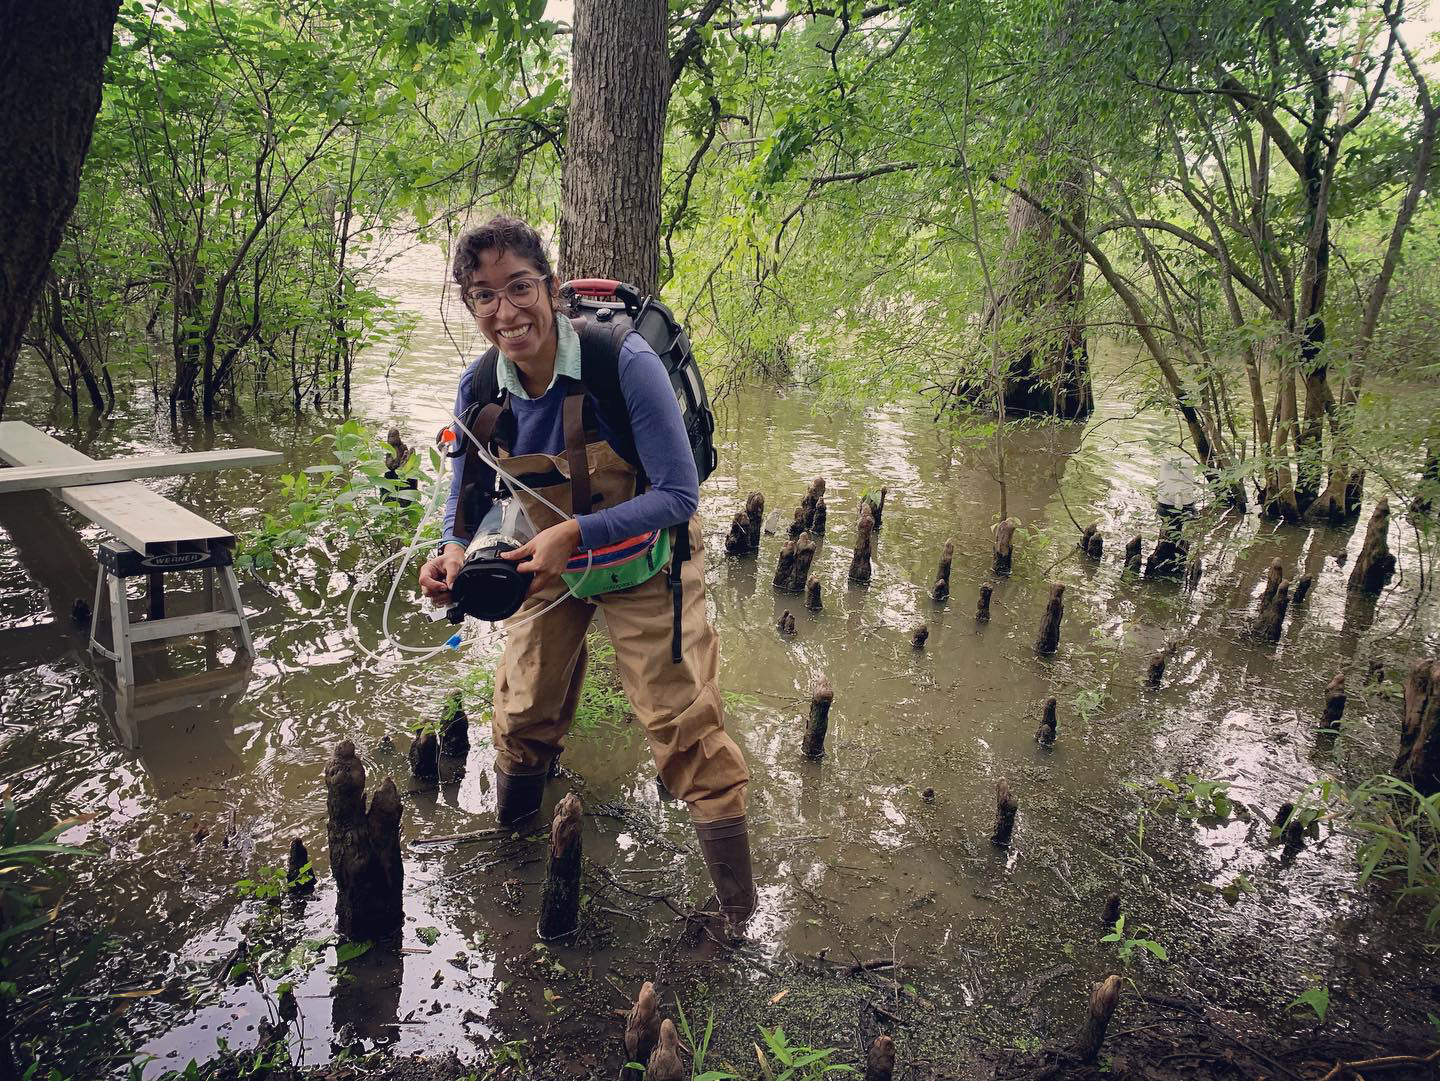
[1,246,1439,1077]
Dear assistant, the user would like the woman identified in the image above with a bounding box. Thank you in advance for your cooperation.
[418,215,755,931]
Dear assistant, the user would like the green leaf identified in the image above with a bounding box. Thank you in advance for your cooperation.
[1289,986,1329,1022]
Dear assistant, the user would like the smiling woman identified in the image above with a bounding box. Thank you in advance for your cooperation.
[415,213,757,934]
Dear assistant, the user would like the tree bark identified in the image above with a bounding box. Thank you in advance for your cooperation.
[983,179,1093,419]
[561,0,669,297]
[0,1,121,419]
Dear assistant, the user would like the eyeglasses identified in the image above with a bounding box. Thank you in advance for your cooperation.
[461,276,548,317]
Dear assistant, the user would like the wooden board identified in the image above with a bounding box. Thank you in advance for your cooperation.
[0,448,283,494]
[0,422,238,554]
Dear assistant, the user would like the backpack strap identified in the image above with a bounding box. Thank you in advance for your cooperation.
[453,348,504,539]
[561,379,592,517]
[573,317,642,482]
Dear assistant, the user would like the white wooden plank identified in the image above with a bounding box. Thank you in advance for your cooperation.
[127,611,243,644]
[0,448,283,493]
[0,421,96,467]
[59,483,234,553]
[0,421,241,552]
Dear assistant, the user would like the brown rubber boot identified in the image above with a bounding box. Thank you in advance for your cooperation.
[694,815,757,935]
[494,768,545,827]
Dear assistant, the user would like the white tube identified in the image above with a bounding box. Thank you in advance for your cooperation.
[344,406,597,667]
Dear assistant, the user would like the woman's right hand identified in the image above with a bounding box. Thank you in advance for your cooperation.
[419,546,464,605]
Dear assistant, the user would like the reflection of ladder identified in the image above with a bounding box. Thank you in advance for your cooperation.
[88,540,254,696]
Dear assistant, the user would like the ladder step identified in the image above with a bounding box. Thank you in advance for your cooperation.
[127,611,243,644]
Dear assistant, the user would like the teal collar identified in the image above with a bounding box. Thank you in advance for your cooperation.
[496,315,580,400]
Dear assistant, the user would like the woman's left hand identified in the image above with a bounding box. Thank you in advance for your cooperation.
[500,519,583,597]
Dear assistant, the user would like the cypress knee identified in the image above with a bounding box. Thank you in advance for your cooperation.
[409,728,439,781]
[788,531,817,593]
[863,487,888,531]
[1144,533,1187,578]
[1184,555,1203,591]
[992,518,1017,575]
[803,676,833,758]
[622,981,661,1081]
[1035,696,1057,744]
[1101,893,1121,927]
[810,497,827,535]
[991,778,1017,846]
[1323,673,1347,725]
[1071,975,1123,1062]
[286,837,314,896]
[1292,573,1313,606]
[1034,583,1065,655]
[776,610,796,636]
[848,505,874,583]
[1254,573,1291,643]
[724,510,750,557]
[788,505,808,539]
[1145,649,1167,688]
[1395,658,1440,795]
[805,575,822,612]
[1086,532,1104,560]
[440,690,469,757]
[744,492,765,552]
[537,793,583,941]
[1348,497,1396,593]
[1079,523,1097,555]
[646,1020,683,1081]
[1123,535,1142,575]
[976,584,993,622]
[326,741,403,940]
[864,1034,895,1081]
[773,539,797,591]
[911,623,929,650]
[932,540,954,601]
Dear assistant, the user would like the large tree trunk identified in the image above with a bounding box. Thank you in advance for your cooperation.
[560,0,669,298]
[0,2,120,420]
[984,171,1094,420]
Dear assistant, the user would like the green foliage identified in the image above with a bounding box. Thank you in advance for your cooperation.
[1289,983,1330,1023]
[1343,775,1440,930]
[755,1024,856,1080]
[236,419,435,571]
[1100,916,1170,965]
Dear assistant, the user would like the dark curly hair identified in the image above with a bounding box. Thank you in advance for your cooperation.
[451,215,553,303]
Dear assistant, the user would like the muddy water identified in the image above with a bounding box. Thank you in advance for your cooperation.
[1,241,1437,1075]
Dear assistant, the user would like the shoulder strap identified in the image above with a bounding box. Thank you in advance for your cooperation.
[561,379,592,516]
[573,317,642,477]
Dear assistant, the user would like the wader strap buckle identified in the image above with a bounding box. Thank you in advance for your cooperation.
[562,387,591,517]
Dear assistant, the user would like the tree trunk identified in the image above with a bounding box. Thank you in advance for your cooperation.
[560,0,669,297]
[983,178,1093,420]
[0,1,120,420]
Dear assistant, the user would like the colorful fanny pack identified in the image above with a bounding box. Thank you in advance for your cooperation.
[562,528,672,598]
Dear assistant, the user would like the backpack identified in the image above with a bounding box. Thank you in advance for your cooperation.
[452,278,718,661]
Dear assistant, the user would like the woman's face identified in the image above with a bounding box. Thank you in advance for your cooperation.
[464,248,558,367]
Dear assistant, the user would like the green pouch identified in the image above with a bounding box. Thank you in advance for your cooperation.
[562,527,672,599]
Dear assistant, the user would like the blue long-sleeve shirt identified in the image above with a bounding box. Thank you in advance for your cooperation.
[442,331,699,551]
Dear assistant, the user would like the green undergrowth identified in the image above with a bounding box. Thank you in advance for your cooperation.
[236,419,437,574]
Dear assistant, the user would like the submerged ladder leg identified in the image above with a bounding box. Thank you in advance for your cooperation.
[215,565,254,663]
[106,572,136,694]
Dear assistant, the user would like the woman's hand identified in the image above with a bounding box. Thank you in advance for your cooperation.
[419,546,464,604]
[500,519,582,597]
